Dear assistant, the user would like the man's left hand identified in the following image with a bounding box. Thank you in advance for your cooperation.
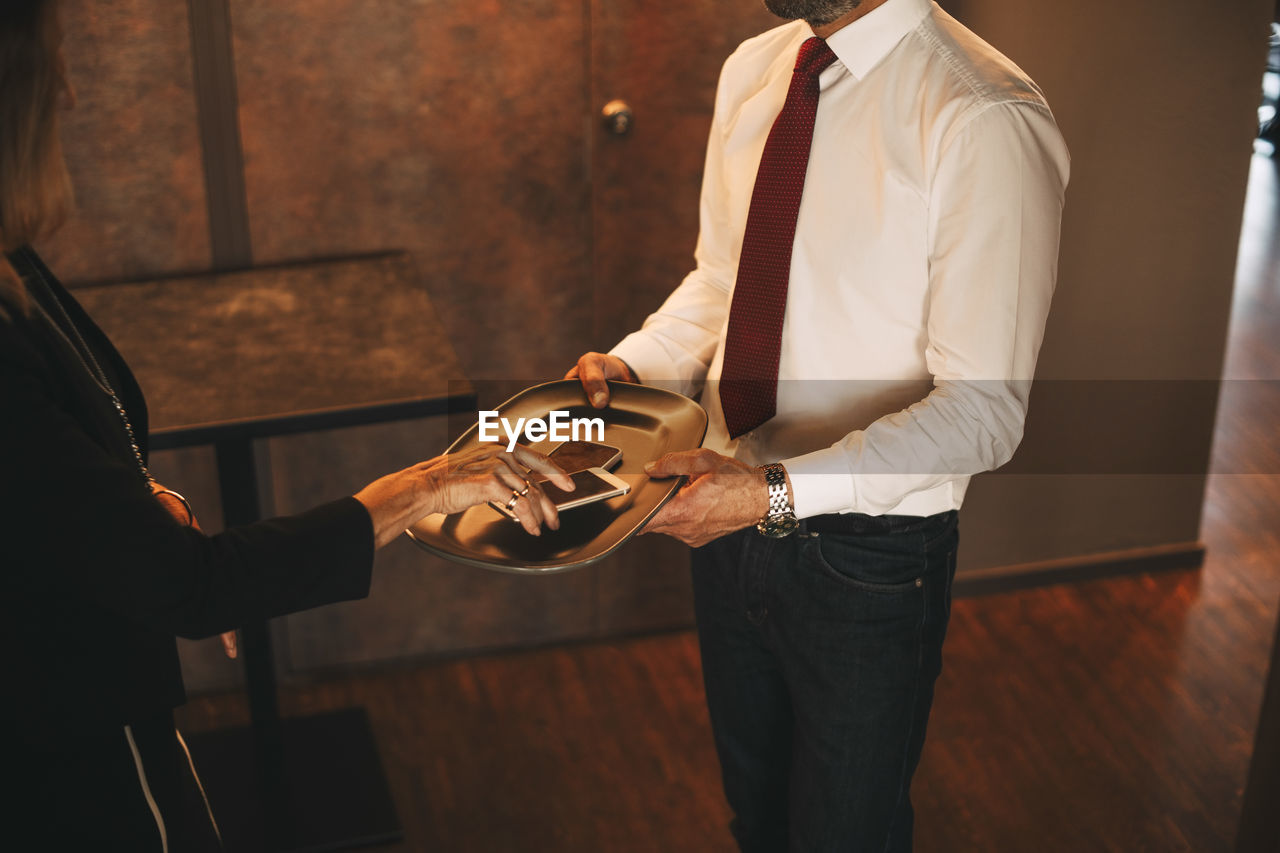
[641,449,771,548]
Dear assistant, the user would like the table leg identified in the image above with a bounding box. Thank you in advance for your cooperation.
[214,436,282,744]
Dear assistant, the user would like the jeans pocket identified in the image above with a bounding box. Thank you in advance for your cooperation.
[921,510,960,551]
[805,532,925,594]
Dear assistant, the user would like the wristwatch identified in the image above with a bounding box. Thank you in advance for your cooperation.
[756,463,798,538]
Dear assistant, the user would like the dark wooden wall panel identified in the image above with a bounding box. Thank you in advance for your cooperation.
[42,0,211,283]
[229,0,591,382]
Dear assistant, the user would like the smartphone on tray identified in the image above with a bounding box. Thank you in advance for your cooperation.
[490,466,630,522]
[545,440,622,474]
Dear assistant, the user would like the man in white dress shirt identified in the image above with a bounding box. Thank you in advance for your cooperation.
[570,0,1068,848]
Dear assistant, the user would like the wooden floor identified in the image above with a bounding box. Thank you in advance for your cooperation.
[177,155,1280,852]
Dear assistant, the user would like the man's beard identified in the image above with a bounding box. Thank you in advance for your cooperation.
[763,0,862,26]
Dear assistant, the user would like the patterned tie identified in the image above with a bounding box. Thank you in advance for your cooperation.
[719,37,837,439]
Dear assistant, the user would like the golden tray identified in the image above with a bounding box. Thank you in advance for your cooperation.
[407,380,707,573]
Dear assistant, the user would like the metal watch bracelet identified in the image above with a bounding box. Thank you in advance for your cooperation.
[757,462,798,538]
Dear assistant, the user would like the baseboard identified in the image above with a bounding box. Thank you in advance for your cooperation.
[954,541,1206,597]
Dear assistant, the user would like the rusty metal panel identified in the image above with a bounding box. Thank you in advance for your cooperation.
[43,0,212,283]
[230,0,592,382]
[588,0,779,350]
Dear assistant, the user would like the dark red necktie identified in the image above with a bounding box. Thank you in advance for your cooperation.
[720,37,837,439]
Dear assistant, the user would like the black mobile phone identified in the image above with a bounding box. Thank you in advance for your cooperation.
[490,467,630,522]
[545,440,623,474]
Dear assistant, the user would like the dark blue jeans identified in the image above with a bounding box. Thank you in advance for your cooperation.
[691,511,959,853]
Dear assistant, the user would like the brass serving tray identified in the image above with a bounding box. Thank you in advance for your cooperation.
[407,380,707,573]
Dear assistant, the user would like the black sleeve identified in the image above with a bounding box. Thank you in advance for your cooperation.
[0,333,375,640]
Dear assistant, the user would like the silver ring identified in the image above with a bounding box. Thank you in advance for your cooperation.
[517,480,532,497]
[504,490,521,510]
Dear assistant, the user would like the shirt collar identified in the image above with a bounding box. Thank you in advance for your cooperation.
[819,0,933,80]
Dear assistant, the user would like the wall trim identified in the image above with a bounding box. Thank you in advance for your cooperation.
[187,0,252,270]
[954,541,1205,597]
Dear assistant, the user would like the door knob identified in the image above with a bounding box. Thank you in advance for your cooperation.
[602,99,634,136]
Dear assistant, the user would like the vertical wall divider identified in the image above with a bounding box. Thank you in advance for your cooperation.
[187,0,253,270]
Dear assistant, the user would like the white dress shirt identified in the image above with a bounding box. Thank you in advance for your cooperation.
[610,0,1070,519]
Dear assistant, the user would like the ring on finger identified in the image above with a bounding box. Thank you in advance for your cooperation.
[504,478,534,511]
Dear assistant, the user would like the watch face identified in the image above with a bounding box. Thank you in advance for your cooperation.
[759,513,799,539]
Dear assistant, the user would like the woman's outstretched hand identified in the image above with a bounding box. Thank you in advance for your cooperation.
[354,444,574,548]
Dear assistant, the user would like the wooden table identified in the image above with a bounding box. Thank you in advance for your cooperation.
[77,253,474,852]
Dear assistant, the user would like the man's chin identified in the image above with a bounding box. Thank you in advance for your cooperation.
[762,0,859,26]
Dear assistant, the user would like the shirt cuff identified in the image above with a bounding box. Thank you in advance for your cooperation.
[781,446,856,519]
[610,333,683,388]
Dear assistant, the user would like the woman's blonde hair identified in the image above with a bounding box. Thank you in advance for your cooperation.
[0,0,73,320]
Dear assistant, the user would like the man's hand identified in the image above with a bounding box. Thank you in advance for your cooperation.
[641,449,773,548]
[565,352,636,409]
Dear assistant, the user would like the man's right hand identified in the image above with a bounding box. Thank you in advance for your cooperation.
[565,352,636,409]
